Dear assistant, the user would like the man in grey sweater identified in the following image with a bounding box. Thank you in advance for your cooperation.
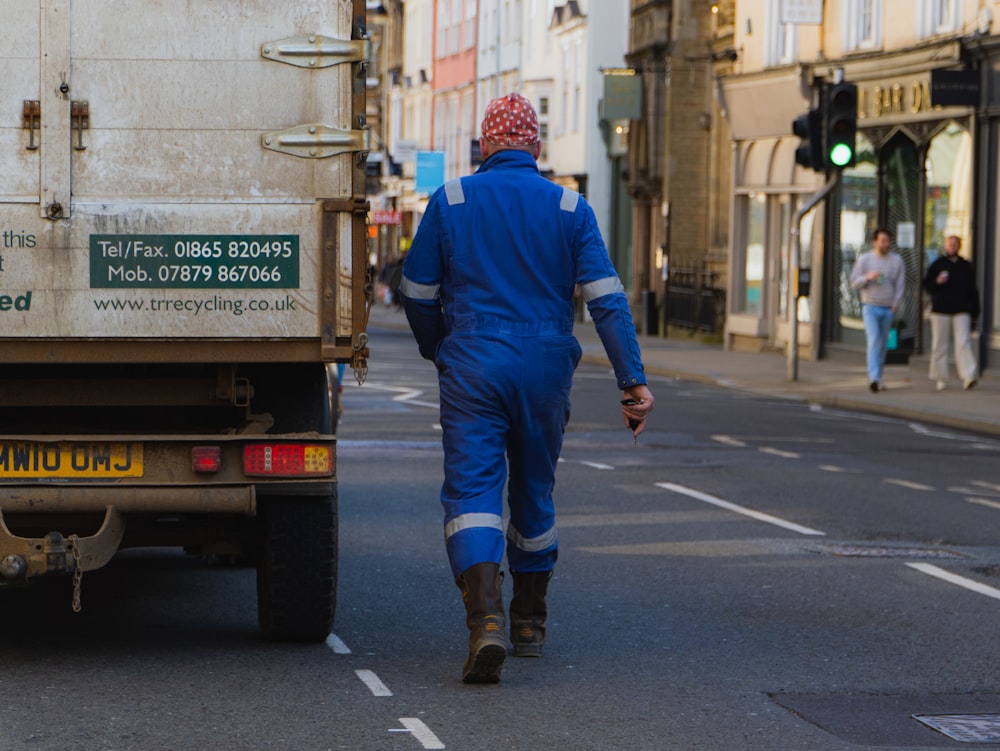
[849,228,906,392]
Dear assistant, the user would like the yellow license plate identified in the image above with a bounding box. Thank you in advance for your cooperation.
[0,442,143,479]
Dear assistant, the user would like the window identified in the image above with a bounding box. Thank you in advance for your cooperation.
[917,0,961,37]
[538,97,549,115]
[764,0,798,66]
[436,0,447,57]
[572,42,582,133]
[843,0,882,51]
[538,122,549,161]
[450,0,461,54]
[465,0,476,48]
[739,193,767,315]
[559,45,569,136]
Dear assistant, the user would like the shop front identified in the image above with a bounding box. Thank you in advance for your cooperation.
[722,71,824,355]
[819,44,976,360]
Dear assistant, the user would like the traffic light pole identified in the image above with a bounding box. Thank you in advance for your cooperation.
[787,172,840,381]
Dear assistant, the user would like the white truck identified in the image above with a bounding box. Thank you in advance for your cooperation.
[0,0,371,641]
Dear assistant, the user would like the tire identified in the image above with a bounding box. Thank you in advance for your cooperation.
[257,489,338,642]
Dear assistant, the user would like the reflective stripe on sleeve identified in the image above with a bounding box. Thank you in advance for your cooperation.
[444,178,465,206]
[400,275,440,301]
[580,275,625,302]
[560,187,579,213]
[507,523,558,552]
[444,512,504,541]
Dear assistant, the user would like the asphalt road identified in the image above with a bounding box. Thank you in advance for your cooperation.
[2,324,999,750]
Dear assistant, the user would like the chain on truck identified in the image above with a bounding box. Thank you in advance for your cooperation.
[0,0,372,641]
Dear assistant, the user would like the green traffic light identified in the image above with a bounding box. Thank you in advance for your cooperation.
[829,143,854,167]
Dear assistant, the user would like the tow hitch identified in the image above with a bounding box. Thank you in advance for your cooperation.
[0,507,126,611]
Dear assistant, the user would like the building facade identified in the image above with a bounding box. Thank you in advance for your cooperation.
[432,0,478,182]
[625,0,733,335]
[722,0,993,369]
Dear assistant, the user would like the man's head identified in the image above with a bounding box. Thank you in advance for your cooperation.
[479,92,541,161]
[944,235,961,257]
[873,228,893,254]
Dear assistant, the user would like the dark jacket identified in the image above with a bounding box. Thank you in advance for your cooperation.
[923,254,980,318]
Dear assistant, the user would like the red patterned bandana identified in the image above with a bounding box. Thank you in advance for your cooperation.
[481,92,540,146]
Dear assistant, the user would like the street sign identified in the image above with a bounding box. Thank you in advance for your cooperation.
[394,139,418,163]
[780,0,823,24]
[371,211,401,225]
[414,151,445,194]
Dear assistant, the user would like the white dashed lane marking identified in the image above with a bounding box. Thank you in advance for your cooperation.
[325,633,351,654]
[907,563,1000,602]
[395,718,446,749]
[356,669,393,697]
[967,497,1000,511]
[558,458,616,470]
[711,434,747,447]
[884,478,935,491]
[656,482,826,536]
[759,447,800,459]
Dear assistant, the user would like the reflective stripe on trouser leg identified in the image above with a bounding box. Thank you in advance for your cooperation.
[505,336,580,572]
[437,337,516,578]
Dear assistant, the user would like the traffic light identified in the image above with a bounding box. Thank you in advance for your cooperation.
[792,106,824,172]
[824,81,858,169]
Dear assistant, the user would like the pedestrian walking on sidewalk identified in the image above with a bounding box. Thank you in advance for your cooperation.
[923,235,980,391]
[400,92,654,684]
[850,228,906,392]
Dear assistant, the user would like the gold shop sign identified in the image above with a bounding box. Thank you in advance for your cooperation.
[857,73,953,120]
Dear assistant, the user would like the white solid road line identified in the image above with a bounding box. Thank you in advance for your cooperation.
[325,633,351,654]
[656,482,826,536]
[884,478,935,491]
[906,563,1000,602]
[397,718,446,750]
[355,669,393,697]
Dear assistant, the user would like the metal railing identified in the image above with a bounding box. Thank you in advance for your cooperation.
[666,265,725,334]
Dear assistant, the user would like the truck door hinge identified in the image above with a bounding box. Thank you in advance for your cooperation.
[261,35,370,68]
[262,124,369,160]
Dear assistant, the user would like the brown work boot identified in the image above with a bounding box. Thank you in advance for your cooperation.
[456,562,506,683]
[509,570,552,657]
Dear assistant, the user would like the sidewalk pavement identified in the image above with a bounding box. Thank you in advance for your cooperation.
[367,303,999,437]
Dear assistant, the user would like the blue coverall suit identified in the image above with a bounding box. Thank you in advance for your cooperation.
[400,149,646,580]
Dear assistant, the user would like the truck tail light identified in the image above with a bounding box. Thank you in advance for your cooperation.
[243,444,333,477]
[191,446,222,473]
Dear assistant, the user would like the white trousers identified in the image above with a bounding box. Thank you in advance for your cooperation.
[929,312,977,382]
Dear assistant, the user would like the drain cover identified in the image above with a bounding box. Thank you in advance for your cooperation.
[913,714,1000,742]
[815,543,966,560]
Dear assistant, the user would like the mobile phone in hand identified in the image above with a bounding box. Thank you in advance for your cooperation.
[621,398,643,431]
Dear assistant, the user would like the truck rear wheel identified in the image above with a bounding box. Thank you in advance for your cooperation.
[256,491,338,642]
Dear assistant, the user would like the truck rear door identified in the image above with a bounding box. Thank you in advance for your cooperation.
[1,0,369,363]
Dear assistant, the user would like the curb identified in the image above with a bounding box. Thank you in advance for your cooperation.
[376,315,1000,439]
[580,352,1000,438]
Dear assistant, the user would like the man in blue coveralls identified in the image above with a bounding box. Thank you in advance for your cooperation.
[401,93,654,684]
